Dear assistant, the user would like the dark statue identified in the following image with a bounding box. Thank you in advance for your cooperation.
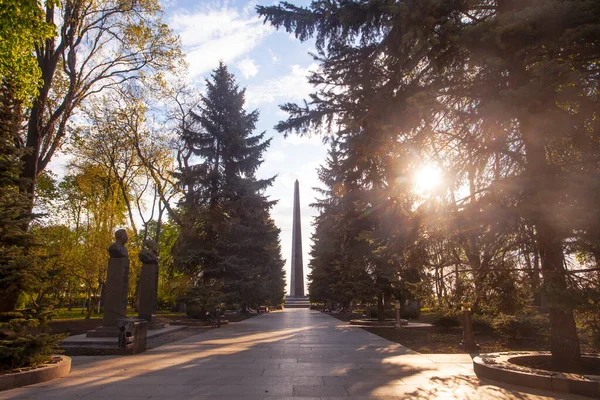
[107,229,129,258]
[138,239,159,264]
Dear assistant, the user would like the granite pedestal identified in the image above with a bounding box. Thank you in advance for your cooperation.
[87,257,129,337]
[138,262,165,329]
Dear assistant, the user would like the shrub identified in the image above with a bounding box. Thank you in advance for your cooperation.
[185,304,208,320]
[432,313,461,330]
[0,309,66,371]
[366,307,378,319]
[574,309,600,351]
[0,333,66,371]
[401,307,421,320]
[472,314,495,334]
[492,313,543,339]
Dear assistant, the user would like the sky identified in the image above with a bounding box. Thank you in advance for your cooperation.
[162,0,325,295]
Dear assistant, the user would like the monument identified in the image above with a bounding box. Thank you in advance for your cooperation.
[284,180,310,308]
[137,239,164,329]
[290,179,304,296]
[66,231,185,352]
[87,229,130,337]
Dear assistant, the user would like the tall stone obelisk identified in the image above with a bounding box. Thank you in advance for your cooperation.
[290,179,304,296]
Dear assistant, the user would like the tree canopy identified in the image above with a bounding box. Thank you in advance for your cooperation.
[258,0,600,372]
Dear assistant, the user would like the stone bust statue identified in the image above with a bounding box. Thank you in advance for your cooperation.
[107,229,129,258]
[138,238,159,264]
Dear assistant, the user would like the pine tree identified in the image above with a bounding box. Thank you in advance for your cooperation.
[309,141,348,305]
[0,81,37,312]
[174,63,285,309]
[309,140,388,310]
[0,81,64,370]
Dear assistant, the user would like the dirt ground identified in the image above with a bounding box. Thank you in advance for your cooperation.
[329,312,598,354]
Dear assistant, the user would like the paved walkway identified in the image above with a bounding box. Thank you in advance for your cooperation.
[1,309,589,399]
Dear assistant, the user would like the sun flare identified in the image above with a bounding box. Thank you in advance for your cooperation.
[413,165,443,195]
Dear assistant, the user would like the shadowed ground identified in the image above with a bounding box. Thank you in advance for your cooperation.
[0,309,590,399]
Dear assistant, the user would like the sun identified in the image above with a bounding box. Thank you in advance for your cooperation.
[413,165,443,195]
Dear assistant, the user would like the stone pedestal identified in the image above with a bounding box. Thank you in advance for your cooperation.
[87,257,129,337]
[460,309,480,353]
[118,319,148,354]
[137,263,165,329]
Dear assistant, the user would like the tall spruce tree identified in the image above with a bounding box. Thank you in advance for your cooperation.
[309,141,353,306]
[310,139,399,313]
[174,63,285,309]
[258,0,600,371]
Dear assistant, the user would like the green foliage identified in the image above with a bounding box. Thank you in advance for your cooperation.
[29,163,130,318]
[0,82,39,312]
[151,220,188,310]
[184,279,223,319]
[575,309,600,351]
[432,312,461,331]
[174,63,285,309]
[400,306,420,320]
[0,333,65,371]
[366,307,378,319]
[308,140,398,309]
[0,0,56,101]
[258,0,600,369]
[0,308,66,371]
[492,313,547,340]
[471,314,495,335]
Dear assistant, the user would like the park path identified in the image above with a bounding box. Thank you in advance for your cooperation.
[1,309,588,399]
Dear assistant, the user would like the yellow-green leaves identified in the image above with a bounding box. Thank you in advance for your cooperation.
[0,0,56,101]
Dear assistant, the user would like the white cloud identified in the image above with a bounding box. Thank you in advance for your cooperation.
[246,63,319,106]
[265,149,285,162]
[169,3,273,78]
[237,58,259,79]
[268,48,279,62]
[159,0,178,9]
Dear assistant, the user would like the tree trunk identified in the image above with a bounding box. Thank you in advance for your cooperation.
[155,201,163,243]
[377,293,384,322]
[85,287,93,319]
[521,114,581,372]
[536,219,581,371]
[454,264,462,302]
[0,289,20,313]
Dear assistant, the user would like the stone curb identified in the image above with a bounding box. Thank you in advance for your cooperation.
[473,351,600,398]
[170,319,229,326]
[350,319,407,326]
[0,355,71,392]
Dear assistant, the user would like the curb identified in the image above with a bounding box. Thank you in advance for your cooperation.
[0,355,71,392]
[473,351,600,398]
[350,319,405,327]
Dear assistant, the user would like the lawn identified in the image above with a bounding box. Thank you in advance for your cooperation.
[46,308,263,336]
[45,309,187,336]
[52,308,103,320]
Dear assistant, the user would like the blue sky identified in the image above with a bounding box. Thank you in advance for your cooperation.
[162,0,325,294]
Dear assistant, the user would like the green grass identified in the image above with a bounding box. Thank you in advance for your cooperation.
[155,311,186,318]
[52,308,138,321]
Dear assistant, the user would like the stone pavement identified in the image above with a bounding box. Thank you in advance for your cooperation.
[0,309,590,399]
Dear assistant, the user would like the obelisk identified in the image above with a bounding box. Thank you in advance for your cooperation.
[290,180,304,296]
